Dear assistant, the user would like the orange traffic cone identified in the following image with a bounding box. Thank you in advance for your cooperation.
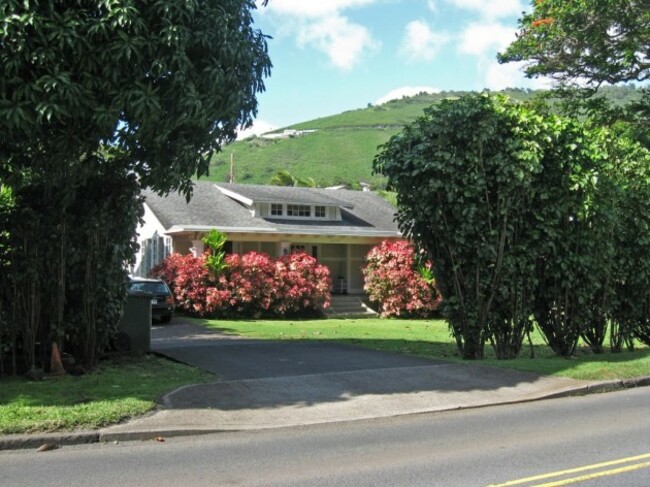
[50,342,66,376]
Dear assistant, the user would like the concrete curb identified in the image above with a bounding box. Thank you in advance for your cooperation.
[2,376,649,452]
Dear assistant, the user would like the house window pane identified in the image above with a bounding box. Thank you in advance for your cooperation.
[287,204,310,217]
[271,204,283,216]
[315,206,326,218]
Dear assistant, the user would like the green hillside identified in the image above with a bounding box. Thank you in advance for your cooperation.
[206,86,641,188]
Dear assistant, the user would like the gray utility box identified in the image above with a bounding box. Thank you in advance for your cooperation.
[119,290,152,353]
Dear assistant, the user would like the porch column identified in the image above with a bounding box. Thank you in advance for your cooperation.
[190,239,204,257]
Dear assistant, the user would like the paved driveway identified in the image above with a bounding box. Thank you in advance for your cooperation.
[103,320,594,436]
[152,322,446,380]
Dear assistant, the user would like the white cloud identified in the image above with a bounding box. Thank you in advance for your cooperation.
[443,0,524,19]
[259,0,379,70]
[262,0,377,18]
[400,20,451,62]
[375,86,441,105]
[458,22,517,56]
[237,120,277,140]
[483,60,554,91]
[297,14,378,70]
[427,0,437,12]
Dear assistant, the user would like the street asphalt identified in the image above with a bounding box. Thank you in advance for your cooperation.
[2,321,649,450]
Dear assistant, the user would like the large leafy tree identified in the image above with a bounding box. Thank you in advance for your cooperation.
[374,93,641,360]
[1,0,271,196]
[499,0,649,87]
[499,0,649,144]
[374,94,546,359]
[0,0,271,371]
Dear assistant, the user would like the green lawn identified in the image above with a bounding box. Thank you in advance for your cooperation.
[0,354,213,435]
[195,317,650,381]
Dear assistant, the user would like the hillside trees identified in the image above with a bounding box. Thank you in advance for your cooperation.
[374,93,650,359]
[0,0,271,372]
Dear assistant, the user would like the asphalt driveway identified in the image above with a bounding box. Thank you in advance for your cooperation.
[100,321,595,436]
[152,322,447,381]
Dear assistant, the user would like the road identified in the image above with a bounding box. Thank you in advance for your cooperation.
[2,387,649,487]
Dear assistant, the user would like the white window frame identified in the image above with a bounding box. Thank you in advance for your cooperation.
[267,204,336,221]
[287,204,311,217]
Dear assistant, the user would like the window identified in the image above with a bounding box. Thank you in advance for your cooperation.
[271,203,283,216]
[287,204,311,217]
[290,244,306,254]
[314,206,326,218]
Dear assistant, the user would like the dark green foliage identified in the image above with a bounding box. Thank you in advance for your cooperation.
[374,94,543,359]
[1,0,271,197]
[375,93,650,359]
[530,119,620,355]
[609,140,650,349]
[0,0,270,373]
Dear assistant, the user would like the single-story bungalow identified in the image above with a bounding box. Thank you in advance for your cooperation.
[133,181,402,294]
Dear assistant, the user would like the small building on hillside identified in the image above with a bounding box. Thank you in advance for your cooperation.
[134,181,402,294]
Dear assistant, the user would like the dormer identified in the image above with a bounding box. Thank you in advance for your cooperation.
[214,184,354,222]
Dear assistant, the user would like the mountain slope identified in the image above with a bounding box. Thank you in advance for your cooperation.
[206,86,641,188]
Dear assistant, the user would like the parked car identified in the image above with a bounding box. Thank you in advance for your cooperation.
[129,277,175,323]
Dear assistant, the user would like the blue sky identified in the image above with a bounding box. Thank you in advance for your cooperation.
[243,0,550,136]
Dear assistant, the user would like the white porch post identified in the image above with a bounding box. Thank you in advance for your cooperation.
[279,241,290,256]
[190,239,204,257]
[346,244,352,294]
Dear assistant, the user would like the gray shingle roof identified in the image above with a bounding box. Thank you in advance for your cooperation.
[142,181,400,237]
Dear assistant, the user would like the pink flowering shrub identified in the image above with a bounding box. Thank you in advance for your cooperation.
[151,251,331,318]
[149,252,192,295]
[362,240,442,318]
[274,253,331,315]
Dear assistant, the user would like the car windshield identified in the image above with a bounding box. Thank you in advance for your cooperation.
[130,281,169,294]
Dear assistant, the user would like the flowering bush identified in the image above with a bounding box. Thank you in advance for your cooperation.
[274,253,331,315]
[363,240,441,318]
[150,251,331,318]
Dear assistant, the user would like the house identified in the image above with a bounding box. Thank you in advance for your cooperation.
[133,181,402,294]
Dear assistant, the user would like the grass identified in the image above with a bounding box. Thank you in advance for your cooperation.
[208,128,395,187]
[195,317,650,382]
[0,354,213,435]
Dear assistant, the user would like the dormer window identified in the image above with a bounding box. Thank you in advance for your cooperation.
[271,203,283,216]
[314,206,326,218]
[287,204,311,217]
